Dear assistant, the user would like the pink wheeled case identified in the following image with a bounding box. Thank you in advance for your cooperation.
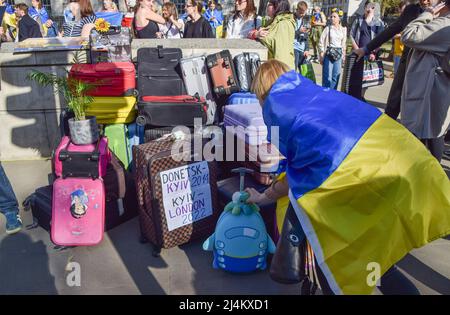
[54,136,111,179]
[51,177,105,246]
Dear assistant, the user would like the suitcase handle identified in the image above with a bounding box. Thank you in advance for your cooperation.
[59,137,102,162]
[157,45,163,58]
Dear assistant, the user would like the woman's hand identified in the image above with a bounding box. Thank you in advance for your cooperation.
[353,47,365,61]
[425,2,446,17]
[45,19,53,27]
[256,27,269,39]
[245,188,269,204]
[156,31,163,39]
[368,53,376,62]
[303,51,309,58]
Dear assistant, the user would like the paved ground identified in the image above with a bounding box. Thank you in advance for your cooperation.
[0,62,449,295]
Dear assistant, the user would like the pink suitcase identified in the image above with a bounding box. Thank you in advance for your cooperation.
[54,136,111,179]
[51,177,105,246]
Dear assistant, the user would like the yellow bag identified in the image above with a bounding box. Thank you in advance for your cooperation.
[86,96,137,124]
[215,25,223,38]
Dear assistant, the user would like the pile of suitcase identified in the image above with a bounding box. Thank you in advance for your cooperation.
[26,40,286,255]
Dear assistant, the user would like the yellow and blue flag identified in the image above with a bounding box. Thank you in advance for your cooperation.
[264,71,450,294]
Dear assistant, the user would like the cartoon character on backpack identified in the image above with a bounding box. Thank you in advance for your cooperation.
[203,168,276,273]
[70,189,88,219]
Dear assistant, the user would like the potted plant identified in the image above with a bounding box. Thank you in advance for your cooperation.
[27,69,99,145]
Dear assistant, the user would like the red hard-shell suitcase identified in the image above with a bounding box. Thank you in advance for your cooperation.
[206,50,240,96]
[69,62,136,97]
[136,95,208,128]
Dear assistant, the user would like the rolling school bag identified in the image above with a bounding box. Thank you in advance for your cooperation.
[54,136,111,179]
[217,175,278,242]
[51,176,105,246]
[233,52,260,92]
[85,96,137,125]
[136,95,208,128]
[206,50,240,96]
[137,46,186,96]
[69,62,136,97]
[133,136,220,255]
[26,154,138,234]
[180,55,217,125]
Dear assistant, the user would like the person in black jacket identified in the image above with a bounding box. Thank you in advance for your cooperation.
[15,3,42,42]
[183,0,214,38]
[353,0,432,119]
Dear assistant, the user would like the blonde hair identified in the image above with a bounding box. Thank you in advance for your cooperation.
[251,59,290,103]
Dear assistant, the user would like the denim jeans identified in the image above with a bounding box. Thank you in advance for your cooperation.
[322,55,342,90]
[0,163,19,215]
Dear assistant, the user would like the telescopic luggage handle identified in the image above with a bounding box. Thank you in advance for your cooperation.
[59,137,102,162]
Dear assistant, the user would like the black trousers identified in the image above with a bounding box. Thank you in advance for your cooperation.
[348,56,365,100]
[421,136,445,162]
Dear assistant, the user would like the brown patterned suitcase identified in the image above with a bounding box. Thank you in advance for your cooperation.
[133,136,220,256]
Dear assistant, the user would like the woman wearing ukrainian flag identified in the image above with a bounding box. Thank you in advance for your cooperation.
[246,59,450,295]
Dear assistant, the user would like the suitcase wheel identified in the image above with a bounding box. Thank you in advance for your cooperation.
[152,245,161,257]
[26,219,39,230]
[207,60,216,68]
[228,77,235,85]
[223,58,230,68]
[132,89,139,97]
[136,115,147,127]
[139,234,148,244]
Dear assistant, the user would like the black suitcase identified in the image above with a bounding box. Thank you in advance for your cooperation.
[137,46,186,96]
[217,175,278,241]
[136,95,208,128]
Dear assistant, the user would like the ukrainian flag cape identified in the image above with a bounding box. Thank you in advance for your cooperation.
[264,71,450,295]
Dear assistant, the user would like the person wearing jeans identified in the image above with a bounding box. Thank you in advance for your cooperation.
[319,12,347,89]
[0,163,22,235]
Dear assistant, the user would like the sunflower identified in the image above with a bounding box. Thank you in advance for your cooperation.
[95,18,111,33]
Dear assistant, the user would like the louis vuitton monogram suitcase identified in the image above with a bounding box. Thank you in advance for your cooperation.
[133,136,220,256]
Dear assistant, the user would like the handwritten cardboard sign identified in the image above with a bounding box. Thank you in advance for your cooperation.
[160,161,212,231]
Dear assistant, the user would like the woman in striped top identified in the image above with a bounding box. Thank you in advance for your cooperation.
[64,0,96,37]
